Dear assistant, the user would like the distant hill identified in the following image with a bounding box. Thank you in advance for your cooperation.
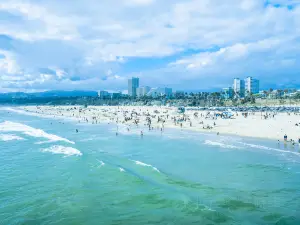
[0,90,98,99]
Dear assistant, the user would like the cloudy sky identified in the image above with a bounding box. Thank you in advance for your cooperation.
[0,0,299,92]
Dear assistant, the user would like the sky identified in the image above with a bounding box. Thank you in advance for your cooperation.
[0,0,299,93]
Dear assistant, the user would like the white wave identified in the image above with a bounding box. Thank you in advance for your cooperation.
[41,145,82,156]
[80,136,110,142]
[237,142,300,156]
[133,160,160,173]
[0,121,74,144]
[35,140,56,144]
[97,159,105,167]
[1,107,54,119]
[1,107,76,121]
[0,134,25,141]
[119,167,125,172]
[204,140,240,149]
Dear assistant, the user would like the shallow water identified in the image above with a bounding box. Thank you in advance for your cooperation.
[1,108,300,225]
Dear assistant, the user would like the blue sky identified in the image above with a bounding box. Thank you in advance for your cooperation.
[0,0,299,92]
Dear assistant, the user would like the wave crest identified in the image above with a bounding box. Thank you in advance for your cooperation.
[0,134,25,141]
[133,160,160,173]
[41,145,82,156]
[204,140,240,149]
[0,121,74,144]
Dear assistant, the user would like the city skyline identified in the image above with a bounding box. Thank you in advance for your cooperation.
[0,0,300,93]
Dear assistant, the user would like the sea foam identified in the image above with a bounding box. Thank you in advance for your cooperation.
[237,142,300,156]
[0,121,74,144]
[97,159,105,167]
[133,160,160,173]
[41,145,82,156]
[0,134,25,141]
[204,140,240,149]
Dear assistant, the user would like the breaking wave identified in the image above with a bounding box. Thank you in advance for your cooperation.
[132,160,160,173]
[41,145,82,156]
[0,121,74,144]
[237,142,300,156]
[204,140,240,149]
[0,134,25,141]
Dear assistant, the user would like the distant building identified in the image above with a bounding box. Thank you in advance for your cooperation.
[160,87,173,97]
[147,88,161,98]
[128,77,139,97]
[136,86,151,97]
[175,91,185,98]
[233,78,245,98]
[222,87,234,99]
[98,91,110,99]
[258,90,267,98]
[111,92,122,99]
[146,87,173,98]
[245,77,259,95]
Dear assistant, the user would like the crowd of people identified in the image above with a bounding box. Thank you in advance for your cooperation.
[20,105,300,144]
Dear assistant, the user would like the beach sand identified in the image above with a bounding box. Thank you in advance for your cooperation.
[17,105,300,142]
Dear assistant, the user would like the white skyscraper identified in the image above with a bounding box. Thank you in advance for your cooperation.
[245,76,259,95]
[233,78,245,98]
[128,77,139,97]
[136,86,151,97]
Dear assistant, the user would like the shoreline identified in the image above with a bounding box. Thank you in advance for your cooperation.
[4,105,300,143]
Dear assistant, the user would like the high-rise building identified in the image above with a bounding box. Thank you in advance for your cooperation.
[245,76,259,95]
[233,78,245,98]
[136,86,151,97]
[128,77,139,97]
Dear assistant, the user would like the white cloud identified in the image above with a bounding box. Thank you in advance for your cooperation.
[0,0,299,91]
[124,0,155,6]
[0,50,20,74]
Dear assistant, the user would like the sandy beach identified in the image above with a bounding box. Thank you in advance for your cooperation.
[14,105,300,143]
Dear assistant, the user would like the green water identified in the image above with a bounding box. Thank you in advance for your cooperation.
[0,109,300,225]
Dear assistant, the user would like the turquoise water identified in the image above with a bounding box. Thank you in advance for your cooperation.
[1,108,300,225]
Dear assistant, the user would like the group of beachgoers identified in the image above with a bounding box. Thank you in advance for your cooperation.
[23,106,222,136]
[19,106,300,144]
[283,134,300,146]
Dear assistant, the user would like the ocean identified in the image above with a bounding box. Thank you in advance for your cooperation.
[0,107,300,225]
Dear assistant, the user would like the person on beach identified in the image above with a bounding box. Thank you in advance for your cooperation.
[141,131,143,137]
[284,134,287,142]
[298,138,300,145]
